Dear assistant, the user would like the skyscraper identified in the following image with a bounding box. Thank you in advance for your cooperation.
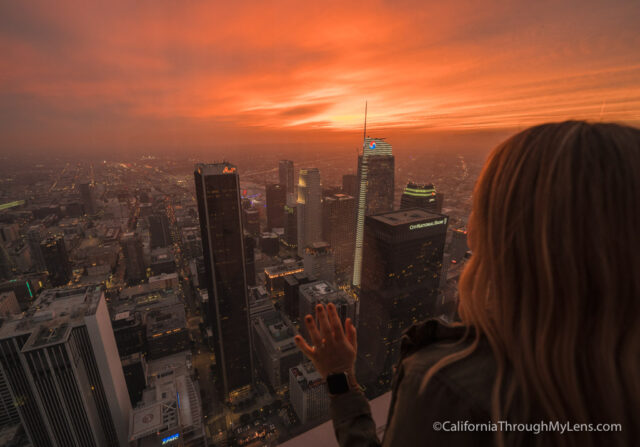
[357,209,448,393]
[0,285,131,446]
[450,228,469,262]
[120,232,146,283]
[148,213,172,248]
[400,182,442,214]
[283,201,298,251]
[266,183,286,231]
[194,162,253,399]
[353,137,394,286]
[296,168,322,257]
[26,224,46,271]
[243,207,261,236]
[41,235,72,287]
[303,242,336,284]
[279,160,295,200]
[342,174,359,198]
[323,193,356,278]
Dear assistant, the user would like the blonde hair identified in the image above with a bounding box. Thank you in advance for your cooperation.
[430,121,640,446]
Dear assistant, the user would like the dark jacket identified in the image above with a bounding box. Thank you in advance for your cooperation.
[330,318,497,446]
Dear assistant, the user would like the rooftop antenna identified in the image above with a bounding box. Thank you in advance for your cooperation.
[362,100,368,154]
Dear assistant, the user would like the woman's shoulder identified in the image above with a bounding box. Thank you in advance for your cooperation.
[396,318,496,416]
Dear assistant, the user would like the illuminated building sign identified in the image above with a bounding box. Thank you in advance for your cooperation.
[409,218,447,230]
[369,141,376,149]
[162,433,179,444]
[222,166,236,174]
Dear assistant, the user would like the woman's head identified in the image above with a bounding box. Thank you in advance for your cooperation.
[459,121,640,446]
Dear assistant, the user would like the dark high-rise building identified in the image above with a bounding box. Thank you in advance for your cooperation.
[283,201,298,251]
[260,232,280,257]
[450,228,469,262]
[357,208,448,394]
[279,160,295,200]
[266,183,286,230]
[283,272,313,320]
[194,162,253,399]
[243,208,260,236]
[342,173,359,198]
[79,182,95,215]
[120,232,146,282]
[41,235,72,287]
[148,213,172,248]
[400,182,442,214]
[323,193,356,278]
[353,137,394,286]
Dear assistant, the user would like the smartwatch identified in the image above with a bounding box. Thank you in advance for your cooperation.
[327,372,351,395]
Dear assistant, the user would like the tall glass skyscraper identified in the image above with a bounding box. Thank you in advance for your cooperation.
[296,168,322,257]
[352,137,394,286]
[357,209,448,394]
[194,163,254,399]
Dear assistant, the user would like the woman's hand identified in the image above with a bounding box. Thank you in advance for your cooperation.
[294,302,358,380]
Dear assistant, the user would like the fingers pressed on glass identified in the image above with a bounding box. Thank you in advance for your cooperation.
[316,304,332,342]
[327,303,345,341]
[305,314,323,347]
[294,335,315,358]
[345,318,357,349]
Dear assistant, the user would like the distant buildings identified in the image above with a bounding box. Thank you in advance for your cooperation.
[303,242,336,284]
[26,225,46,272]
[283,272,313,320]
[0,292,20,317]
[298,280,356,336]
[0,285,131,446]
[296,168,322,257]
[322,193,356,278]
[357,209,448,393]
[283,201,298,251]
[121,232,146,282]
[41,235,72,286]
[260,232,280,257]
[243,208,261,236]
[266,183,286,231]
[252,314,302,389]
[129,352,206,447]
[146,303,189,359]
[264,259,304,297]
[279,160,295,201]
[353,137,394,286]
[289,363,329,424]
[450,228,469,262]
[341,174,359,198]
[194,162,253,399]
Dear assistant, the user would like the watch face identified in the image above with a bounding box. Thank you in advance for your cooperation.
[327,373,350,395]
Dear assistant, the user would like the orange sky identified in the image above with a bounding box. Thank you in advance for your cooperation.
[1,0,639,154]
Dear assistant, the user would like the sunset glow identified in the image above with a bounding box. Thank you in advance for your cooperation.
[1,0,639,153]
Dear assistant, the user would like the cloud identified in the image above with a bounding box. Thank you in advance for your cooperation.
[0,0,638,154]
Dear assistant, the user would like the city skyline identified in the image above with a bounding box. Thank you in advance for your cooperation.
[1,1,639,155]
